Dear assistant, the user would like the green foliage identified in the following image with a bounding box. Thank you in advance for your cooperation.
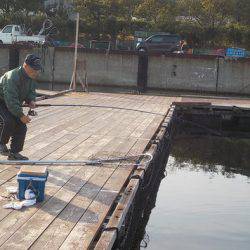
[0,0,250,48]
[0,0,43,33]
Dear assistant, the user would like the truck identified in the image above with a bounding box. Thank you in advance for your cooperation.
[0,25,45,45]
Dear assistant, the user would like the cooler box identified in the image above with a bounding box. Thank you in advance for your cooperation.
[17,166,48,202]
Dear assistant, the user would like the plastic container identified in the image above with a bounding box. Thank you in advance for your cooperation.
[226,48,246,58]
[17,171,48,202]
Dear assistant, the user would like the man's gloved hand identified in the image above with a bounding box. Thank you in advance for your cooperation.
[28,101,36,109]
[20,115,31,124]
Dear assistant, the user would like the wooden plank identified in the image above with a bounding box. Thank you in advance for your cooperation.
[24,106,108,149]
[33,99,146,246]
[44,133,92,160]
[1,130,89,181]
[0,165,100,248]
[29,167,116,249]
[0,164,82,227]
[26,93,112,135]
[27,106,88,137]
[36,89,61,97]
[0,178,17,221]
[94,179,139,250]
[58,136,139,249]
[0,112,114,226]
[24,109,94,148]
[59,166,133,250]
[140,115,164,140]
[0,166,9,174]
[0,133,83,189]
[0,98,129,247]
[172,101,212,106]
[25,93,126,144]
[19,166,47,176]
[0,92,176,250]
[0,168,19,186]
[0,119,107,223]
[94,105,177,249]
[0,134,85,220]
[47,107,125,160]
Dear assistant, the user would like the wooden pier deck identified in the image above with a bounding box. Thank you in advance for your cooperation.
[2,91,250,249]
[0,92,179,249]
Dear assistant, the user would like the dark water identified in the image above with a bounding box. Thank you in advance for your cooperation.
[142,136,250,250]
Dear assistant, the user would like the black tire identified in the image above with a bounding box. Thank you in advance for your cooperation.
[0,40,3,45]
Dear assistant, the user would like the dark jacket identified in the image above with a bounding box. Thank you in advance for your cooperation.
[0,66,36,118]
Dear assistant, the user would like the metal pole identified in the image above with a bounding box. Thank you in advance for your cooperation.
[0,154,153,166]
[0,159,101,166]
[70,13,80,91]
[216,56,220,95]
[51,47,56,91]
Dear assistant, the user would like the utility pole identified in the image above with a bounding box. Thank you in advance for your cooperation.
[70,12,80,91]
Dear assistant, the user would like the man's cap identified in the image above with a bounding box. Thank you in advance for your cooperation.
[24,54,42,70]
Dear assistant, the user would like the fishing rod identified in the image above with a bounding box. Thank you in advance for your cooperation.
[24,104,88,107]
[23,104,165,116]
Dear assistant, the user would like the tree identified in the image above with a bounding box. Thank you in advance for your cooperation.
[135,0,165,24]
[0,0,43,30]
[0,0,42,16]
[1,0,250,48]
[74,0,108,39]
[74,0,139,40]
[178,0,234,29]
[177,0,235,46]
[234,0,250,25]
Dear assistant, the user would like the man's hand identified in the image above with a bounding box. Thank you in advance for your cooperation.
[28,101,36,109]
[20,115,31,124]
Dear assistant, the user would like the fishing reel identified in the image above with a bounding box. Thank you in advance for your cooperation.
[28,109,38,117]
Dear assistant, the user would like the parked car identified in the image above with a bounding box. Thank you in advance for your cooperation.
[0,25,45,45]
[136,34,185,53]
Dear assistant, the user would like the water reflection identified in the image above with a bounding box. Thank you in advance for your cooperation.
[171,135,250,178]
[141,136,250,250]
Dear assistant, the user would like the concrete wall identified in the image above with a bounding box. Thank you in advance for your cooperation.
[53,49,138,87]
[0,48,9,76]
[19,48,138,88]
[147,54,250,95]
[1,46,250,95]
[79,52,138,87]
[148,55,218,92]
[218,59,250,94]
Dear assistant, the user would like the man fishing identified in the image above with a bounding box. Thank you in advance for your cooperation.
[0,54,41,160]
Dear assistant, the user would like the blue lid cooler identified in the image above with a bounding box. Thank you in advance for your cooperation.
[17,167,49,202]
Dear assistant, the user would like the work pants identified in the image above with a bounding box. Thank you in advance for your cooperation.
[0,101,27,153]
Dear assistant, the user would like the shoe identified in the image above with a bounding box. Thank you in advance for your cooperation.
[0,144,10,156]
[8,153,29,161]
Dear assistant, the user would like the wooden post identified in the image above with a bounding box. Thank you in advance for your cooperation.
[9,48,20,70]
[70,13,80,91]
[137,51,148,93]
